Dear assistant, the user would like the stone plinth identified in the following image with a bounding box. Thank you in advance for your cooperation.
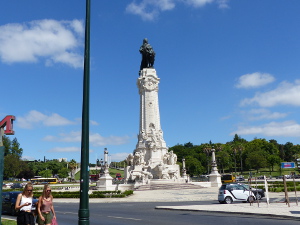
[96,173,114,191]
[209,148,222,187]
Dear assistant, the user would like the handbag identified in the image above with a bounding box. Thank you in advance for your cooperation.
[51,218,58,225]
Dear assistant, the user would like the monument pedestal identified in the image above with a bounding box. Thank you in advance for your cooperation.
[209,148,222,187]
[209,171,222,187]
[96,173,114,191]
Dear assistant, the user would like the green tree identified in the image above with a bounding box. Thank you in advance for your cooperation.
[283,142,295,161]
[46,160,63,177]
[10,137,23,158]
[185,156,204,177]
[4,154,22,178]
[245,151,267,172]
[2,135,11,156]
[68,159,77,181]
[38,169,52,178]
[58,167,69,179]
[267,155,281,172]
[216,145,231,173]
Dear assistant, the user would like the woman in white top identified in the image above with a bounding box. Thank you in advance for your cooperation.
[15,183,35,225]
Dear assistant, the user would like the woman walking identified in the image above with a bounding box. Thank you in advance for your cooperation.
[37,184,56,225]
[15,183,35,225]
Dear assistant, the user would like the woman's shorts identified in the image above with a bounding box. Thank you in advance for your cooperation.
[37,212,52,224]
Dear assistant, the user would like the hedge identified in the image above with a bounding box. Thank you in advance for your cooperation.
[32,190,133,198]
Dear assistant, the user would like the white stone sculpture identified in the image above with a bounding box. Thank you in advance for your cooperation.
[125,68,180,182]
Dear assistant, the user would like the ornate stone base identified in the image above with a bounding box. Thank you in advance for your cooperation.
[96,173,114,191]
[209,172,222,187]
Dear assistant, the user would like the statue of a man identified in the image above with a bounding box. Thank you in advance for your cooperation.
[139,38,155,71]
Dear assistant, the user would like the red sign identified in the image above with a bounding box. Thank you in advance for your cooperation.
[0,115,15,135]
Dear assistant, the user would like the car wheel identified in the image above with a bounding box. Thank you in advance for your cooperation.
[255,193,262,200]
[224,196,233,204]
[248,196,255,203]
[11,205,17,216]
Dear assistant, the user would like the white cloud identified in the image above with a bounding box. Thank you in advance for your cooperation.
[242,108,288,121]
[111,152,131,162]
[90,133,131,146]
[0,19,84,68]
[217,0,229,9]
[184,0,214,8]
[47,146,80,153]
[236,72,275,89]
[43,131,131,146]
[231,120,300,137]
[126,0,229,21]
[90,120,99,126]
[17,110,75,129]
[22,156,36,161]
[126,0,174,21]
[241,80,300,107]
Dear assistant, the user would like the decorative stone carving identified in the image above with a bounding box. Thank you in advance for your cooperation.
[126,153,134,166]
[125,68,181,182]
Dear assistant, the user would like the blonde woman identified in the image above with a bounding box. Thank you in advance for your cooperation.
[37,184,56,225]
[15,183,35,225]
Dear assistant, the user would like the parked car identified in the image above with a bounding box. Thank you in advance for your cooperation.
[236,176,245,182]
[218,183,255,204]
[237,183,265,200]
[221,174,235,183]
[2,191,38,216]
[10,183,23,189]
[115,173,122,180]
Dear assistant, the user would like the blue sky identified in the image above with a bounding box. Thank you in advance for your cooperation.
[1,0,300,163]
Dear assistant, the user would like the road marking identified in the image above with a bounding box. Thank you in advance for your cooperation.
[107,216,142,221]
[58,212,78,215]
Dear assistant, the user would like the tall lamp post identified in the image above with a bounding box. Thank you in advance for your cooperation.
[78,0,91,224]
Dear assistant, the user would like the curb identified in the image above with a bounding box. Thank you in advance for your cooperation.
[155,206,300,220]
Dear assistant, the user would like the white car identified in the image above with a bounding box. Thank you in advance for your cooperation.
[218,183,255,204]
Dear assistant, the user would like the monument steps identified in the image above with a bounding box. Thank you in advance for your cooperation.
[135,183,204,191]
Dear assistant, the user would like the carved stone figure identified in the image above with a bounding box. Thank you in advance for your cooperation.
[139,38,155,71]
[134,151,141,165]
[168,151,177,165]
[126,153,134,166]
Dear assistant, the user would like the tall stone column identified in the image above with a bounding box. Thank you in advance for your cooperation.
[135,68,168,165]
[209,148,222,187]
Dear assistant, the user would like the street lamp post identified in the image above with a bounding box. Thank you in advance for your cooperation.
[78,0,91,224]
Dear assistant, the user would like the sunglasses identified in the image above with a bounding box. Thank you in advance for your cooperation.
[27,190,33,192]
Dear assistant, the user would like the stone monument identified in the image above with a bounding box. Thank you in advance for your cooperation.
[124,39,180,183]
[96,148,114,190]
[209,148,222,187]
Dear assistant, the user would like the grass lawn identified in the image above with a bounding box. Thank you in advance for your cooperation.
[235,165,299,178]
[1,219,16,225]
[75,168,124,180]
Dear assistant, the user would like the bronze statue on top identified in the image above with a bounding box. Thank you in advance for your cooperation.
[139,38,155,71]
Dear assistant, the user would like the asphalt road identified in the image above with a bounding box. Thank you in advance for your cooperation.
[53,201,300,225]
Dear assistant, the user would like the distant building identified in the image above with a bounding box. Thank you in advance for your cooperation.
[58,158,67,162]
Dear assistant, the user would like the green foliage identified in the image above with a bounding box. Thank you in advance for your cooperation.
[267,155,281,171]
[246,150,268,172]
[109,168,124,178]
[4,154,23,178]
[34,190,133,198]
[1,219,17,225]
[58,167,69,179]
[38,169,53,178]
